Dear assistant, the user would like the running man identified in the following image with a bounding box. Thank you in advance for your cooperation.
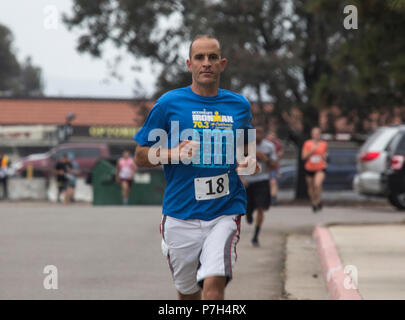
[266,130,283,206]
[0,152,10,200]
[301,127,328,213]
[65,152,80,204]
[115,150,136,205]
[242,126,277,246]
[54,154,70,204]
[134,35,259,300]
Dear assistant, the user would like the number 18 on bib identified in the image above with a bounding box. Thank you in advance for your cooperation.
[194,173,230,200]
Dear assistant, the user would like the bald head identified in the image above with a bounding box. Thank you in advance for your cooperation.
[189,34,222,59]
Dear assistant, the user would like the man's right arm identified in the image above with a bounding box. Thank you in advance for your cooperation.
[134,141,193,168]
[134,146,161,168]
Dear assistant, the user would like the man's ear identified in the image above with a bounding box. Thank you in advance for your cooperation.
[220,58,227,71]
[186,59,192,72]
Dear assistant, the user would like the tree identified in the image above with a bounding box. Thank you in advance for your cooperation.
[64,0,405,198]
[63,1,299,104]
[15,57,44,97]
[303,0,405,113]
[0,24,20,94]
[0,23,44,97]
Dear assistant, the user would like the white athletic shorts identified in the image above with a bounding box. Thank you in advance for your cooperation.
[160,214,241,295]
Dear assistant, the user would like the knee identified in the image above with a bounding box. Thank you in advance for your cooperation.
[202,277,226,300]
[203,287,224,300]
[314,183,322,191]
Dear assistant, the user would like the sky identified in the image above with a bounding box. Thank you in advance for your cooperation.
[0,0,157,98]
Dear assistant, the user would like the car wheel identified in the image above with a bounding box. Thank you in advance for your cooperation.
[388,192,405,210]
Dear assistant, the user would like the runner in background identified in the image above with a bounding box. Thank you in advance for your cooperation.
[0,152,10,200]
[266,130,283,206]
[243,126,277,246]
[116,150,136,205]
[301,127,328,213]
[65,152,80,204]
[54,154,70,204]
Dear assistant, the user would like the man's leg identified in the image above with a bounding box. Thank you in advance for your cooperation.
[161,216,203,299]
[252,207,264,245]
[178,290,201,300]
[70,185,76,202]
[202,276,226,300]
[65,186,72,203]
[63,190,67,204]
[57,184,62,203]
[197,215,241,300]
[270,174,278,206]
[0,178,5,200]
[245,185,254,224]
[251,180,270,246]
[62,185,69,204]
[3,177,8,199]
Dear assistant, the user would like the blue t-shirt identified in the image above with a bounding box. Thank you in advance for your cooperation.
[134,86,253,221]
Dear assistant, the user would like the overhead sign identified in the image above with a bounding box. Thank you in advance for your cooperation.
[72,126,141,139]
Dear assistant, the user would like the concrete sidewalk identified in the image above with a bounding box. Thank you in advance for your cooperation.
[315,223,405,300]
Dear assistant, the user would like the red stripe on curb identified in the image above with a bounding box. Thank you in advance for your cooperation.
[313,226,363,300]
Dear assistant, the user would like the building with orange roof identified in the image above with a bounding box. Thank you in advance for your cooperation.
[0,97,153,158]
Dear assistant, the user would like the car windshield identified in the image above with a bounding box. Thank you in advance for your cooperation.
[360,128,385,152]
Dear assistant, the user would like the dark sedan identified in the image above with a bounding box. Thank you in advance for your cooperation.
[381,129,405,210]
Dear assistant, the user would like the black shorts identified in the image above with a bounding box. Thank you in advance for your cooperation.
[246,180,271,215]
[304,169,325,177]
[57,180,68,192]
[120,178,133,187]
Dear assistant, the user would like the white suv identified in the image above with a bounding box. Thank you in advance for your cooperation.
[353,125,405,196]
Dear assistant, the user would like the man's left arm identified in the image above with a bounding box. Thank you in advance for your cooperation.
[237,140,261,176]
[264,142,278,170]
[236,100,260,175]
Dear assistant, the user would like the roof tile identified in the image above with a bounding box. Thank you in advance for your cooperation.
[0,99,151,126]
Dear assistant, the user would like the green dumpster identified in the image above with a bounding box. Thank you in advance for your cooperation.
[91,159,165,205]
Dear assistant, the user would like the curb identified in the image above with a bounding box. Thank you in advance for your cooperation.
[313,226,362,300]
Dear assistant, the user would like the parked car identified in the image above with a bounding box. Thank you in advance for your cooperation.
[353,125,405,196]
[278,149,358,190]
[13,143,111,178]
[381,129,405,210]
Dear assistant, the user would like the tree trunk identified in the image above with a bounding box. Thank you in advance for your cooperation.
[287,129,308,200]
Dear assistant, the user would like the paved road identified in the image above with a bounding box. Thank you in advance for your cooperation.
[1,202,404,299]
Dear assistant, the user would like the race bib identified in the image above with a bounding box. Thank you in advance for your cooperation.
[194,173,229,201]
[310,155,322,163]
